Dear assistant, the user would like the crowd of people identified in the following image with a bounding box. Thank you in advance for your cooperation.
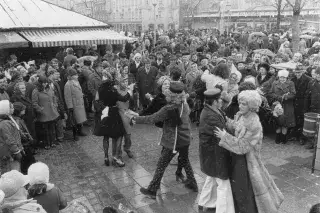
[1,28,320,212]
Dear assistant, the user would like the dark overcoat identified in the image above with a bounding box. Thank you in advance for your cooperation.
[305,79,320,114]
[291,74,311,126]
[198,104,231,179]
[270,80,296,127]
[136,66,158,107]
[93,80,129,138]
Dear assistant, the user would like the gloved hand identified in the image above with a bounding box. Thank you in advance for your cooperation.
[12,152,22,161]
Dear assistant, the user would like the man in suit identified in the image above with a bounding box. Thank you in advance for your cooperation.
[291,65,311,146]
[136,59,158,109]
[178,52,192,80]
[198,88,234,213]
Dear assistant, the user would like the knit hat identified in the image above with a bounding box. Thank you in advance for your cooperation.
[0,170,29,198]
[28,162,50,186]
[13,102,26,114]
[278,69,289,78]
[169,81,184,94]
[67,68,78,77]
[0,100,10,115]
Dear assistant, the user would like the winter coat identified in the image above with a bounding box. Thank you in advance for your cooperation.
[52,82,66,117]
[198,104,231,179]
[291,74,311,126]
[140,92,167,128]
[219,112,284,213]
[11,94,36,140]
[129,61,144,79]
[305,79,320,114]
[0,115,22,158]
[93,80,127,138]
[32,88,59,122]
[64,80,87,124]
[136,66,158,107]
[256,73,272,87]
[88,71,102,97]
[31,186,67,213]
[270,80,296,127]
[135,102,191,149]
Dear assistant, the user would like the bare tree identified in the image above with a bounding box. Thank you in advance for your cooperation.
[181,0,206,28]
[285,0,320,52]
[246,0,288,30]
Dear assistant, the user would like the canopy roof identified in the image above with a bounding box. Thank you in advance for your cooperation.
[0,0,108,30]
[20,28,131,47]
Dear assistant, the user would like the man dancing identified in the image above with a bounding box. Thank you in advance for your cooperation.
[198,88,234,213]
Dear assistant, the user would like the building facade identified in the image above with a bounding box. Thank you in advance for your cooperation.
[45,0,180,33]
[188,0,320,31]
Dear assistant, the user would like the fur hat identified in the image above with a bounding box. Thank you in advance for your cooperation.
[258,63,270,72]
[0,170,29,198]
[133,53,142,60]
[28,162,50,186]
[0,100,10,115]
[169,81,184,94]
[278,69,289,78]
[238,90,262,112]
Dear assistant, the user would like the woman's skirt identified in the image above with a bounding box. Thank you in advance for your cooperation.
[93,107,125,139]
[230,153,258,213]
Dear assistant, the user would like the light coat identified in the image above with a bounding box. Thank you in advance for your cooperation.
[32,88,59,122]
[219,112,284,213]
[64,80,87,124]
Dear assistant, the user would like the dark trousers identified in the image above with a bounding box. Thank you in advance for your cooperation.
[148,146,196,193]
[37,120,56,147]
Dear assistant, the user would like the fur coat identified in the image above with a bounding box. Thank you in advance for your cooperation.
[219,112,284,213]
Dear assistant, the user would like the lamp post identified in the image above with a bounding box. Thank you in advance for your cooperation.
[226,1,231,35]
[152,1,157,47]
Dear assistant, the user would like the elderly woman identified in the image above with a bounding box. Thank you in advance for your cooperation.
[215,90,284,213]
[32,76,59,149]
[11,81,36,142]
[132,81,198,198]
[270,69,296,144]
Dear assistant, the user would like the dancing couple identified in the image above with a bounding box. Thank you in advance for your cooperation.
[198,87,284,213]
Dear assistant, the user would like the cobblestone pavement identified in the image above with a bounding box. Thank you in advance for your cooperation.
[36,123,320,213]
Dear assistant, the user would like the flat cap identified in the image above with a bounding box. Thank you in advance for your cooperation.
[169,81,184,94]
[204,88,222,99]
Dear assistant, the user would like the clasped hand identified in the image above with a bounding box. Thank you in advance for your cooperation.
[214,127,226,139]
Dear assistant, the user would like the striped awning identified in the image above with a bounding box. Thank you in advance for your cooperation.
[0,32,28,49]
[19,28,132,48]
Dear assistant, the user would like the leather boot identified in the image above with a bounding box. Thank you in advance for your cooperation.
[275,133,281,144]
[282,134,287,144]
[77,124,87,136]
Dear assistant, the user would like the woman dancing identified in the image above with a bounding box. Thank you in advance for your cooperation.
[214,90,284,213]
[131,81,198,198]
